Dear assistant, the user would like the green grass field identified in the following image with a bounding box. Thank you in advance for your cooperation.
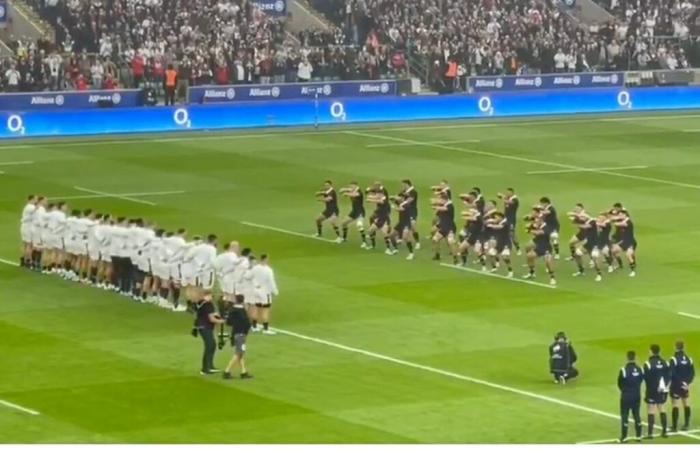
[2,112,700,444]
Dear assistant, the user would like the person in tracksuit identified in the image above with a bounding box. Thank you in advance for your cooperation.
[670,341,695,432]
[644,344,670,439]
[549,331,578,384]
[618,350,644,442]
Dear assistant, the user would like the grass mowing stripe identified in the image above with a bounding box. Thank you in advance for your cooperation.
[73,186,157,206]
[344,131,700,191]
[240,221,337,243]
[440,263,556,289]
[526,165,649,175]
[272,327,700,442]
[0,160,34,166]
[0,399,41,416]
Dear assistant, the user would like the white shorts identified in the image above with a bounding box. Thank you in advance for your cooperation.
[196,270,215,290]
[221,276,236,295]
[169,264,181,283]
[153,263,169,280]
[254,288,271,306]
[181,265,195,286]
[45,235,61,250]
[20,225,32,243]
[88,246,100,261]
[242,288,256,305]
[74,240,88,256]
[99,249,111,262]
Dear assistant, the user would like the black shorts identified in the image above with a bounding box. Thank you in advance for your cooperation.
[394,221,411,235]
[373,215,390,229]
[437,223,455,238]
[584,240,596,254]
[134,268,146,283]
[645,392,668,405]
[619,239,637,251]
[466,232,480,246]
[671,384,690,400]
[535,242,552,257]
[496,238,512,253]
[545,224,560,235]
[322,208,339,219]
[575,230,586,241]
[348,208,365,220]
[409,210,418,221]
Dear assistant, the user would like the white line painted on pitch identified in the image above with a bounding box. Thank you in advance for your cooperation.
[0,112,698,151]
[345,131,700,191]
[0,160,34,166]
[0,399,40,416]
[366,139,481,148]
[52,190,187,201]
[440,263,555,289]
[72,186,157,206]
[240,221,337,243]
[272,327,700,441]
[678,312,700,320]
[527,165,649,175]
[576,428,700,444]
[0,257,19,266]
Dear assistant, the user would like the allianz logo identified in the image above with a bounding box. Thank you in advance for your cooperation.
[591,74,619,84]
[553,75,581,85]
[249,86,281,97]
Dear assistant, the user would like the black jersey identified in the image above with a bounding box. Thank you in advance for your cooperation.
[596,220,612,247]
[397,199,412,227]
[533,222,551,247]
[466,210,481,236]
[504,195,519,225]
[542,204,560,231]
[323,188,339,213]
[403,186,418,218]
[617,217,635,242]
[437,200,455,228]
[644,355,670,396]
[349,188,365,216]
[493,217,511,248]
[375,194,391,219]
[618,362,644,400]
[584,217,597,243]
[670,351,695,385]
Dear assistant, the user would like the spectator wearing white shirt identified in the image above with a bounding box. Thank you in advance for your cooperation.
[297,57,313,82]
[250,254,279,335]
[90,59,104,89]
[5,65,20,92]
[553,48,566,73]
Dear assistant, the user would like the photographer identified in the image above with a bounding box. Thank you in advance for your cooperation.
[549,331,579,384]
[223,295,253,380]
[193,290,224,375]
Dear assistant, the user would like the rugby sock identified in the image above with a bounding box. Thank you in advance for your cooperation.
[660,412,668,435]
[160,288,169,300]
[384,237,391,249]
[332,225,340,237]
[173,287,181,306]
[621,420,628,441]
[647,414,655,436]
[529,267,535,276]
[412,231,419,241]
[504,257,512,273]
[605,254,613,266]
[369,232,376,248]
[360,229,367,244]
[673,407,679,430]
[569,243,576,258]
[553,243,560,256]
[316,222,322,236]
[390,237,398,249]
[141,291,148,300]
[576,259,584,274]
[685,406,691,428]
[406,241,413,254]
[630,257,636,271]
[479,255,486,268]
[547,269,555,280]
[513,238,520,251]
[263,322,269,331]
[342,226,348,240]
[252,320,258,328]
[460,253,467,264]
[616,256,624,268]
[90,267,98,283]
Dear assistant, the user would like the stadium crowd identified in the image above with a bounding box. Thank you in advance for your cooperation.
[1,0,698,93]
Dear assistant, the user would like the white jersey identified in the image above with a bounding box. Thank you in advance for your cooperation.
[33,205,48,233]
[188,242,217,274]
[109,225,130,257]
[163,235,187,265]
[47,209,67,237]
[65,215,79,246]
[94,222,111,252]
[251,264,279,297]
[21,203,36,227]
[233,256,250,286]
[135,227,155,270]
[214,251,239,280]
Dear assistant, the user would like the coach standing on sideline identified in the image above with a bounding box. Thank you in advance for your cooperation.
[194,291,224,374]
[618,350,644,443]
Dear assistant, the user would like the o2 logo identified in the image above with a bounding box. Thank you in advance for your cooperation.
[617,90,632,109]
[478,96,494,115]
[7,115,26,135]
[173,108,192,128]
[330,102,346,121]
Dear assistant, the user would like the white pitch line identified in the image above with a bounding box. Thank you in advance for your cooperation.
[682,129,700,133]
[0,160,34,166]
[440,262,556,289]
[345,131,700,191]
[527,165,648,175]
[273,327,700,442]
[0,257,19,266]
[240,221,337,243]
[72,186,157,206]
[0,399,40,416]
[0,112,698,151]
[366,139,480,148]
[678,312,700,320]
[576,428,700,444]
[51,190,187,201]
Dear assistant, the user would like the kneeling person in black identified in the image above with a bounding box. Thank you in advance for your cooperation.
[644,344,670,438]
[618,350,644,442]
[223,295,253,379]
[549,331,578,384]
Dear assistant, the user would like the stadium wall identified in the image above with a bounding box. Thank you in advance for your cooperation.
[1,86,700,139]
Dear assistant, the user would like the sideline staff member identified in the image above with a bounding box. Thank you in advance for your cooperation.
[549,331,578,384]
[618,350,644,442]
[164,64,178,106]
[194,291,224,374]
[223,295,253,380]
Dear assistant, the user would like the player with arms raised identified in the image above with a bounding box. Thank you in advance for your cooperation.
[315,180,341,242]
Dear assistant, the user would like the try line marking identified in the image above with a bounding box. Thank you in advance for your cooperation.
[273,327,700,442]
[366,139,481,148]
[52,189,187,202]
[344,131,700,191]
[240,221,337,243]
[440,262,555,289]
[0,399,40,416]
[70,187,186,206]
[527,165,648,175]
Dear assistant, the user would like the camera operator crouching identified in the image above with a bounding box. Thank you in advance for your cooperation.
[550,331,579,384]
[193,290,224,375]
[223,295,253,380]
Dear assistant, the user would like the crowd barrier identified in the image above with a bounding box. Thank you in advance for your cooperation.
[0,86,699,139]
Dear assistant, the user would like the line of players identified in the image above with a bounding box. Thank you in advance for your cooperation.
[314,180,638,285]
[18,195,279,333]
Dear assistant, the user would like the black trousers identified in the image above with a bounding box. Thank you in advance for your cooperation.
[620,397,642,439]
[552,367,579,380]
[200,327,216,372]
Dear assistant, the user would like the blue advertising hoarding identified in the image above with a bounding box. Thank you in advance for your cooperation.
[253,0,286,16]
[1,86,699,138]
[468,72,624,92]
[0,0,8,28]
[188,80,398,103]
[0,89,143,110]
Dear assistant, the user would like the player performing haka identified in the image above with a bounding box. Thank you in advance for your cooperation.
[457,205,481,266]
[567,204,602,280]
[485,211,514,277]
[314,180,341,242]
[431,191,457,263]
[524,211,557,285]
[498,188,520,255]
[400,179,420,249]
[612,209,637,277]
[539,197,561,260]
[390,192,416,260]
[593,213,615,274]
[339,181,368,247]
[366,186,397,255]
